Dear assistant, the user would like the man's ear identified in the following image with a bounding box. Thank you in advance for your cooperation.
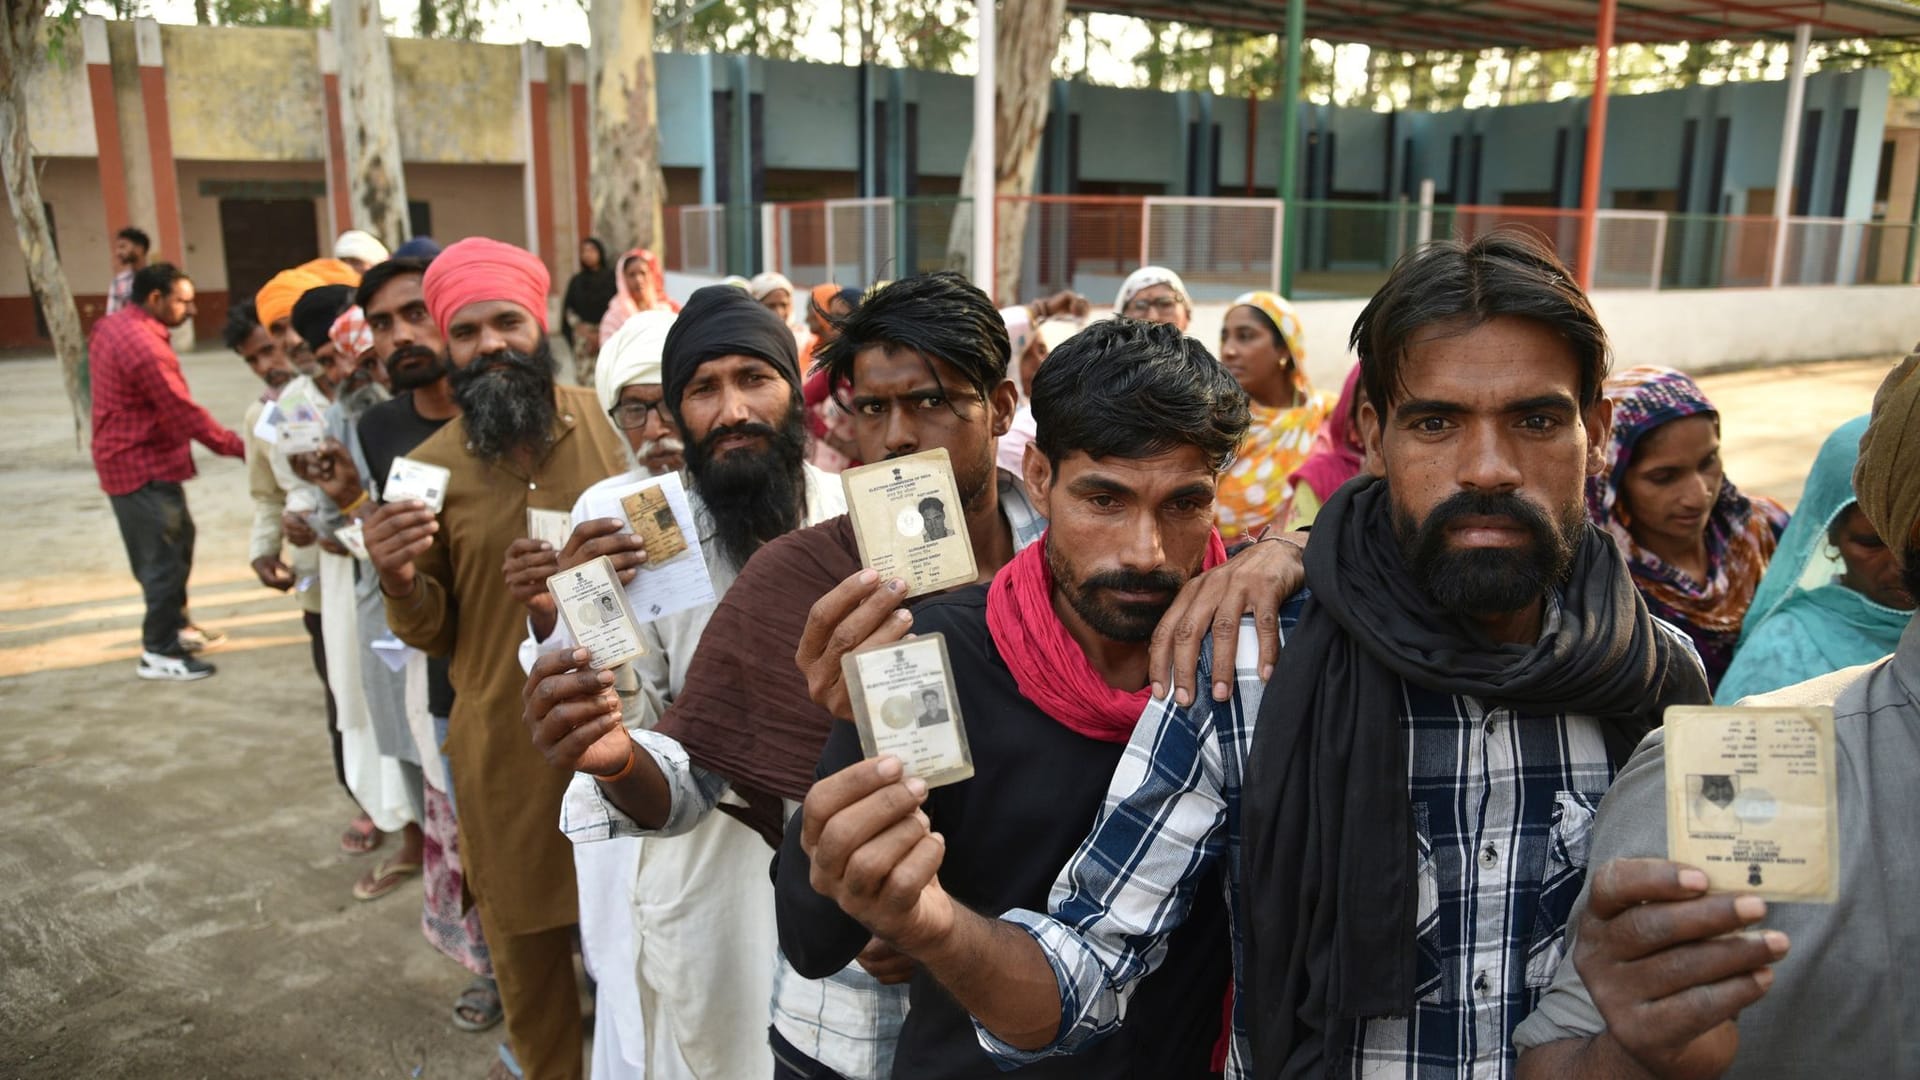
[1021,441,1054,519]
[989,378,1019,438]
[1360,398,1387,478]
[1584,396,1615,478]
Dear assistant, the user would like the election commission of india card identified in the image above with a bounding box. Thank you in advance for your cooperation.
[384,455,452,514]
[527,508,574,550]
[841,448,976,598]
[578,472,717,623]
[548,555,649,670]
[843,633,974,789]
[1663,705,1838,903]
[619,484,690,566]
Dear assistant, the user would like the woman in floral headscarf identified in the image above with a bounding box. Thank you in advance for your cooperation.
[1211,290,1335,541]
[1588,366,1789,687]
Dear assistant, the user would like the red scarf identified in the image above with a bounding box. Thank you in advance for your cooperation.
[985,528,1229,744]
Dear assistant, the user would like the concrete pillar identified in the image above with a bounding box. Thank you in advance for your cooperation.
[521,41,556,277]
[81,18,131,252]
[132,19,184,268]
[316,30,352,240]
[568,47,592,251]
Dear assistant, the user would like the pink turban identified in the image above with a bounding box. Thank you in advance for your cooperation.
[421,237,550,336]
[328,305,373,361]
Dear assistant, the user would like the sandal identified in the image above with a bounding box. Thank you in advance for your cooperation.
[451,977,504,1033]
[351,856,421,901]
[340,814,383,856]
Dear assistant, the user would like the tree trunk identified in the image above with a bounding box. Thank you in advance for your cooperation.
[588,0,663,253]
[2,9,89,438]
[948,0,1067,302]
[194,0,211,25]
[334,0,411,246]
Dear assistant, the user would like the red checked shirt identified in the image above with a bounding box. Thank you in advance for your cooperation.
[89,306,245,496]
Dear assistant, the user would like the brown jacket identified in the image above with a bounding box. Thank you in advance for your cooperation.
[385,383,626,935]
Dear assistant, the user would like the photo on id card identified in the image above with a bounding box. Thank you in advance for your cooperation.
[548,555,648,670]
[1662,705,1838,903]
[385,455,451,514]
[842,633,972,788]
[840,447,976,598]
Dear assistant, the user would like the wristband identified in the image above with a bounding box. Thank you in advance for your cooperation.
[592,740,637,783]
[341,490,371,516]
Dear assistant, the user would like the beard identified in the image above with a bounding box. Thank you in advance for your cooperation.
[387,345,452,392]
[1045,535,1190,644]
[1394,489,1586,618]
[339,378,390,422]
[449,338,558,464]
[683,403,809,571]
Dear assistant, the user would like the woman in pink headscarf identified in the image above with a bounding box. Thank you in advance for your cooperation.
[1281,363,1367,531]
[599,248,677,339]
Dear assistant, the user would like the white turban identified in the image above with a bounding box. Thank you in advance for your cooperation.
[1115,266,1191,315]
[334,229,390,266]
[595,309,677,415]
[749,271,796,301]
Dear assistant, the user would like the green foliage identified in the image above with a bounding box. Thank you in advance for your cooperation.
[205,0,327,26]
[415,0,486,40]
[659,0,817,61]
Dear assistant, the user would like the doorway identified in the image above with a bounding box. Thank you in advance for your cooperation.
[219,198,321,304]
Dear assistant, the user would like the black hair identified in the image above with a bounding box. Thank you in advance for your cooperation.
[816,270,1010,410]
[130,263,189,308]
[1031,317,1250,474]
[1904,546,1920,608]
[581,237,607,269]
[1349,228,1609,416]
[222,298,260,351]
[353,256,433,312]
[117,226,150,252]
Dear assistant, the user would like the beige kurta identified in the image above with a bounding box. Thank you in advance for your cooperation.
[385,383,627,935]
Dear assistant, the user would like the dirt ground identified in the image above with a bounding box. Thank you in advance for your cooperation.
[0,345,1899,1078]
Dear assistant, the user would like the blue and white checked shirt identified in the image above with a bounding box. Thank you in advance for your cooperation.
[982,592,1651,1079]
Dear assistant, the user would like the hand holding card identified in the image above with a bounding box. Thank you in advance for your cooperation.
[548,555,649,670]
[385,455,451,513]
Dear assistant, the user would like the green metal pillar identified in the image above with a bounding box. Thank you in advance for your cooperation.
[1277,0,1305,296]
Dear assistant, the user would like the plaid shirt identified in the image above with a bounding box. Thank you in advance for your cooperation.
[89,306,245,495]
[982,593,1637,1079]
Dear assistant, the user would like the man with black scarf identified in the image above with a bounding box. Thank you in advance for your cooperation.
[516,283,845,1078]
[793,230,1710,1080]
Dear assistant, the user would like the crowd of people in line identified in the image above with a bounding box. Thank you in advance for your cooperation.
[81,216,1920,1080]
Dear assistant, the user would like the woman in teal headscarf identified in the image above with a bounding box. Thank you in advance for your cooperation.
[1716,415,1916,702]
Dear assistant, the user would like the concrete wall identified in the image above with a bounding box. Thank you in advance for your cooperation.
[393,38,525,165]
[164,26,325,162]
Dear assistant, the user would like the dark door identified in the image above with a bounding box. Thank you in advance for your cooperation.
[219,198,320,304]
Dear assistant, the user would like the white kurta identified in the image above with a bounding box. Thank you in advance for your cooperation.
[319,549,414,832]
[525,464,846,1080]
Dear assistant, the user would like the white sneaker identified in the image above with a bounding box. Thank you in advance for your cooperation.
[137,651,216,681]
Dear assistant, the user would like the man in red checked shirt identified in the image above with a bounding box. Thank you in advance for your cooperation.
[90,262,246,681]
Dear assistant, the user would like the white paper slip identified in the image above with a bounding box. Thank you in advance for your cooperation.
[385,456,452,513]
[842,633,973,789]
[278,420,326,456]
[252,402,283,443]
[549,555,648,670]
[369,634,417,673]
[527,508,574,549]
[578,472,716,623]
[335,520,369,560]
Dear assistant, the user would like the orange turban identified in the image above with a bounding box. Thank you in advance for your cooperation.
[421,237,550,336]
[255,258,363,332]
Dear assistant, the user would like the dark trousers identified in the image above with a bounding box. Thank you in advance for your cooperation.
[108,480,195,654]
[770,1027,850,1080]
[301,610,352,799]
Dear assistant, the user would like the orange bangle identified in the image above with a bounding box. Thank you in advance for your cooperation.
[591,741,637,784]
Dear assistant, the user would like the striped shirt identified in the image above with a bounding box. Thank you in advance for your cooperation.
[982,592,1654,1079]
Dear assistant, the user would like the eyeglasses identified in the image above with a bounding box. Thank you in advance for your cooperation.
[1125,296,1183,317]
[608,399,671,430]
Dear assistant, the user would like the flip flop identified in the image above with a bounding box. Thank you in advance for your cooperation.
[451,978,504,1033]
[351,857,421,901]
[340,815,383,856]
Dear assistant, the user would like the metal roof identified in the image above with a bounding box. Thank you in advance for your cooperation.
[1070,0,1920,51]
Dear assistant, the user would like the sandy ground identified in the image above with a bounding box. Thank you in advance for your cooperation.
[0,345,1899,1078]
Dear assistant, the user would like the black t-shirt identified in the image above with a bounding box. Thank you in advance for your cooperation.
[355,391,456,717]
[774,584,1231,1080]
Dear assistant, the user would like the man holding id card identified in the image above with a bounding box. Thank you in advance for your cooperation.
[364,238,627,1080]
[1514,351,1920,1080]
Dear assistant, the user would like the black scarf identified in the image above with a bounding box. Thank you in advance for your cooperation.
[1239,475,1708,1078]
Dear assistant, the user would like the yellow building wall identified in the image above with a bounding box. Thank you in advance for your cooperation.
[391,38,527,165]
[163,25,326,162]
[22,29,98,158]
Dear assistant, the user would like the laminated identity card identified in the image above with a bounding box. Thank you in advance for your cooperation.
[619,485,690,565]
[1663,705,1838,903]
[527,508,575,550]
[841,448,976,598]
[548,555,648,670]
[842,633,973,789]
[384,455,451,514]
